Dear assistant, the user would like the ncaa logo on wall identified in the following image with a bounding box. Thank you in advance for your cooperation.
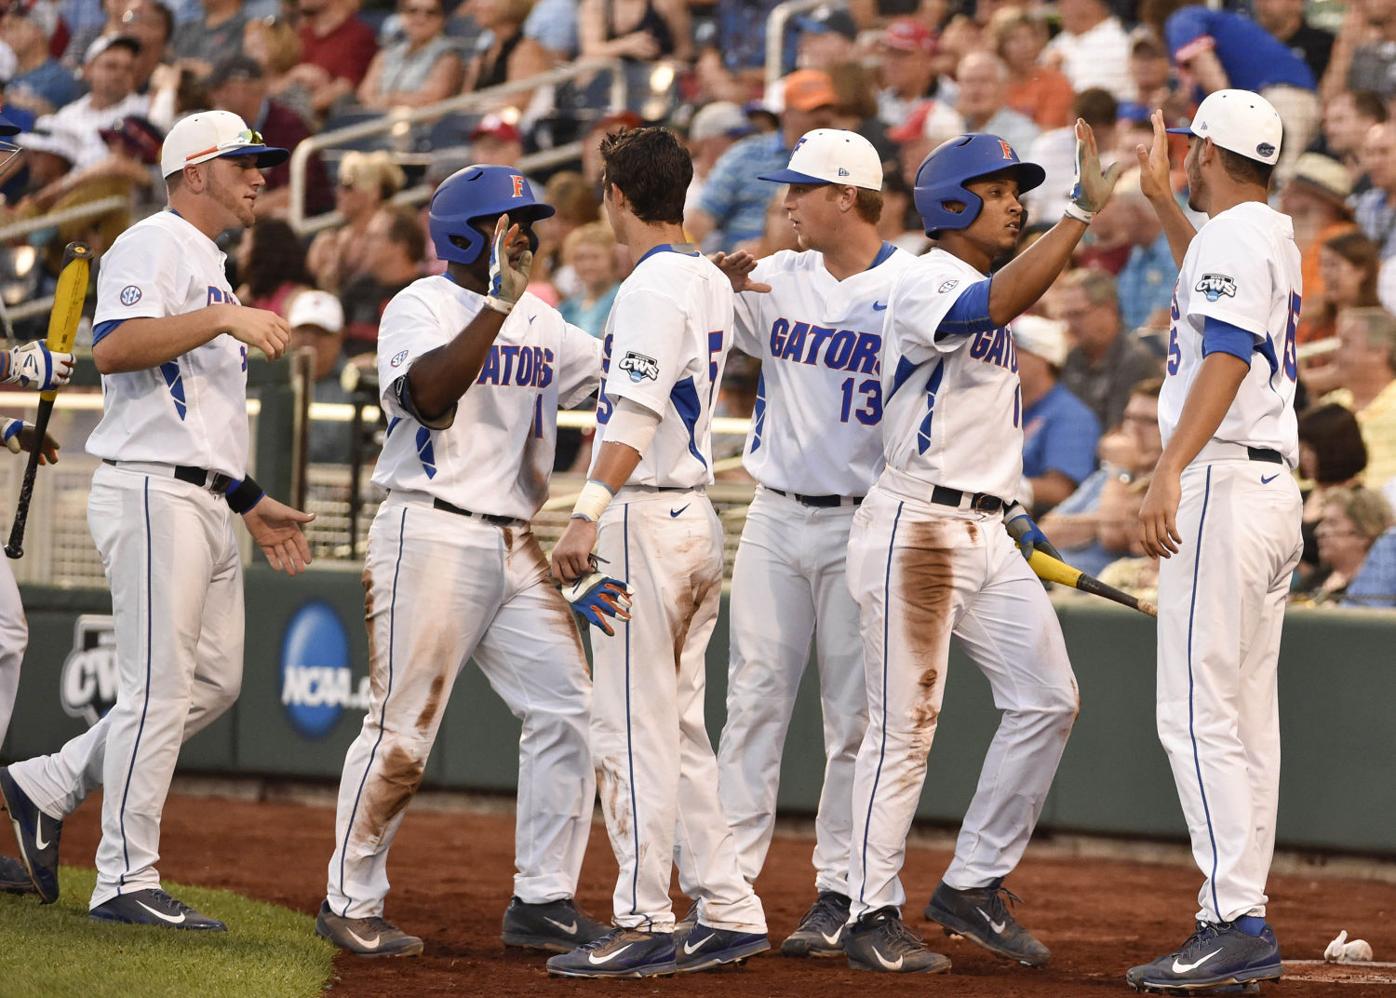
[60,615,118,727]
[280,600,369,738]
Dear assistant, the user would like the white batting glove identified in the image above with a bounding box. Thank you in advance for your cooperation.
[483,214,533,315]
[1065,118,1124,224]
[3,341,75,392]
[0,417,24,453]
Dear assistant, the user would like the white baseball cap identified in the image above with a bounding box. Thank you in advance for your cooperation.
[1011,315,1068,367]
[1166,89,1283,166]
[758,128,883,191]
[160,109,289,178]
[288,290,344,334]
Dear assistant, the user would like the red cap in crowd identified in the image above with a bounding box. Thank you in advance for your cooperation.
[881,17,936,55]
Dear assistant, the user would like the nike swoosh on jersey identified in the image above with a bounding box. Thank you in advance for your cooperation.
[589,942,635,964]
[873,301,888,311]
[1261,473,1279,484]
[135,900,187,925]
[670,505,690,517]
[976,907,1006,934]
[683,934,714,955]
[873,949,903,970]
[1172,949,1221,974]
[545,917,578,934]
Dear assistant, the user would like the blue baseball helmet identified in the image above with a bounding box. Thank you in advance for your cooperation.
[912,133,1046,236]
[428,164,556,266]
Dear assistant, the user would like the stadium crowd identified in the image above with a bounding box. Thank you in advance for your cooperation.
[0,0,1394,604]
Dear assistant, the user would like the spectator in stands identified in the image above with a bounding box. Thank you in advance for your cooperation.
[1121,31,1189,127]
[463,0,551,93]
[170,0,246,75]
[1281,153,1357,339]
[52,36,149,170]
[829,60,894,159]
[1096,479,1158,604]
[1044,0,1133,102]
[683,101,749,222]
[287,289,354,464]
[1105,173,1177,336]
[1309,486,1392,604]
[207,54,331,217]
[289,0,378,116]
[1142,0,1319,177]
[19,112,162,215]
[702,0,786,100]
[470,114,525,167]
[690,69,835,251]
[877,169,930,255]
[2,4,78,116]
[875,17,947,131]
[988,9,1073,131]
[1353,122,1396,260]
[1013,315,1101,514]
[122,0,175,93]
[1025,87,1116,227]
[1331,307,1396,491]
[1332,0,1396,100]
[521,0,578,60]
[534,170,602,299]
[307,150,407,293]
[244,14,312,124]
[65,0,133,70]
[1253,0,1334,85]
[1316,89,1386,190]
[340,204,426,355]
[954,51,1038,156]
[578,0,692,65]
[558,222,620,338]
[236,217,314,317]
[358,0,464,109]
[10,115,81,204]
[1296,402,1368,589]
[791,4,856,72]
[1302,231,1379,390]
[1059,268,1163,431]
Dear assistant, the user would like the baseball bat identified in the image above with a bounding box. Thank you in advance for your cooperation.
[6,242,91,559]
[1028,548,1158,618]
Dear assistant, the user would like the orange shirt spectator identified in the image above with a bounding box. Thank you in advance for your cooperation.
[988,9,1076,129]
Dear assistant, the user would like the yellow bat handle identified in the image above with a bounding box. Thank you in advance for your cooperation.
[40,242,92,402]
[1028,549,1084,589]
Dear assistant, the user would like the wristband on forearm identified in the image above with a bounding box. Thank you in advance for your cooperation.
[225,476,266,514]
[1063,202,1094,225]
[571,479,614,522]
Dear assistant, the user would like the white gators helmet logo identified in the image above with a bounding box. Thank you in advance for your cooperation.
[1195,273,1237,303]
[618,351,660,383]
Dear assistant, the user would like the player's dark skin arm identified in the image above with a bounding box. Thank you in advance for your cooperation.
[1138,352,1249,558]
[983,215,1090,327]
[403,220,529,422]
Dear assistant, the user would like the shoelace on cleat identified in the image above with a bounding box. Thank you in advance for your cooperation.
[349,916,404,936]
[148,890,197,917]
[575,927,628,953]
[867,912,925,956]
[979,884,1025,925]
[1172,922,1223,957]
[800,894,846,931]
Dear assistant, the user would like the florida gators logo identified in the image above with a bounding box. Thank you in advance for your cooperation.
[510,174,525,197]
[998,139,1014,160]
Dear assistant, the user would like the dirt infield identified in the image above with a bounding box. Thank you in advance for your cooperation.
[44,791,1396,996]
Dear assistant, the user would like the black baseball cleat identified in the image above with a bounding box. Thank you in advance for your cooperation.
[844,906,952,974]
[501,895,609,952]
[1126,920,1282,994]
[546,927,678,978]
[674,899,699,943]
[0,854,35,895]
[675,922,770,973]
[90,889,227,930]
[316,900,423,956]
[0,766,61,903]
[924,878,1050,967]
[781,891,851,957]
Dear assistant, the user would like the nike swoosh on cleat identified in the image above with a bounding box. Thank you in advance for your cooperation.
[873,949,903,970]
[683,934,713,955]
[34,824,50,851]
[135,900,186,925]
[820,930,841,946]
[1261,473,1279,484]
[976,907,1006,934]
[1172,950,1221,974]
[544,917,578,934]
[346,927,381,950]
[588,943,634,965]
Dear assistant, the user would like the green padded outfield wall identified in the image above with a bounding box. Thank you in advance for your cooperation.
[4,570,1393,855]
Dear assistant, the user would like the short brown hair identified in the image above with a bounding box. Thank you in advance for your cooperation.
[378,205,425,263]
[851,187,883,224]
[1059,267,1120,309]
[600,126,692,225]
[1218,146,1275,190]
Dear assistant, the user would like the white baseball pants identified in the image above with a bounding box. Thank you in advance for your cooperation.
[716,486,866,895]
[591,488,765,934]
[326,495,594,918]
[1156,456,1302,925]
[0,555,28,746]
[844,475,1079,921]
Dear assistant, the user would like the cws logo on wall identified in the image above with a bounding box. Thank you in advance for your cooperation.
[61,615,118,726]
[280,600,370,738]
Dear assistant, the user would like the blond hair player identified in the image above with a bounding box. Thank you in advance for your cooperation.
[1127,92,1301,994]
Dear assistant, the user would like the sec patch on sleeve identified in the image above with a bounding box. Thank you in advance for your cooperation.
[1195,274,1237,302]
[619,351,660,383]
[120,285,142,306]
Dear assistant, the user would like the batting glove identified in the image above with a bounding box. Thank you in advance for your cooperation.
[483,214,533,315]
[0,417,23,453]
[2,341,75,392]
[563,572,634,637]
[1065,119,1124,224]
[1004,501,1063,562]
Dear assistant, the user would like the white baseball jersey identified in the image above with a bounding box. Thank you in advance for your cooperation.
[374,279,601,520]
[89,211,250,478]
[732,243,916,496]
[592,245,732,488]
[880,248,1024,500]
[1162,201,1302,467]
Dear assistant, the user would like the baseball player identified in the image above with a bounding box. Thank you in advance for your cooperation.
[547,126,768,979]
[839,126,1120,974]
[316,165,614,959]
[0,110,315,928]
[704,129,917,956]
[1127,94,1301,994]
